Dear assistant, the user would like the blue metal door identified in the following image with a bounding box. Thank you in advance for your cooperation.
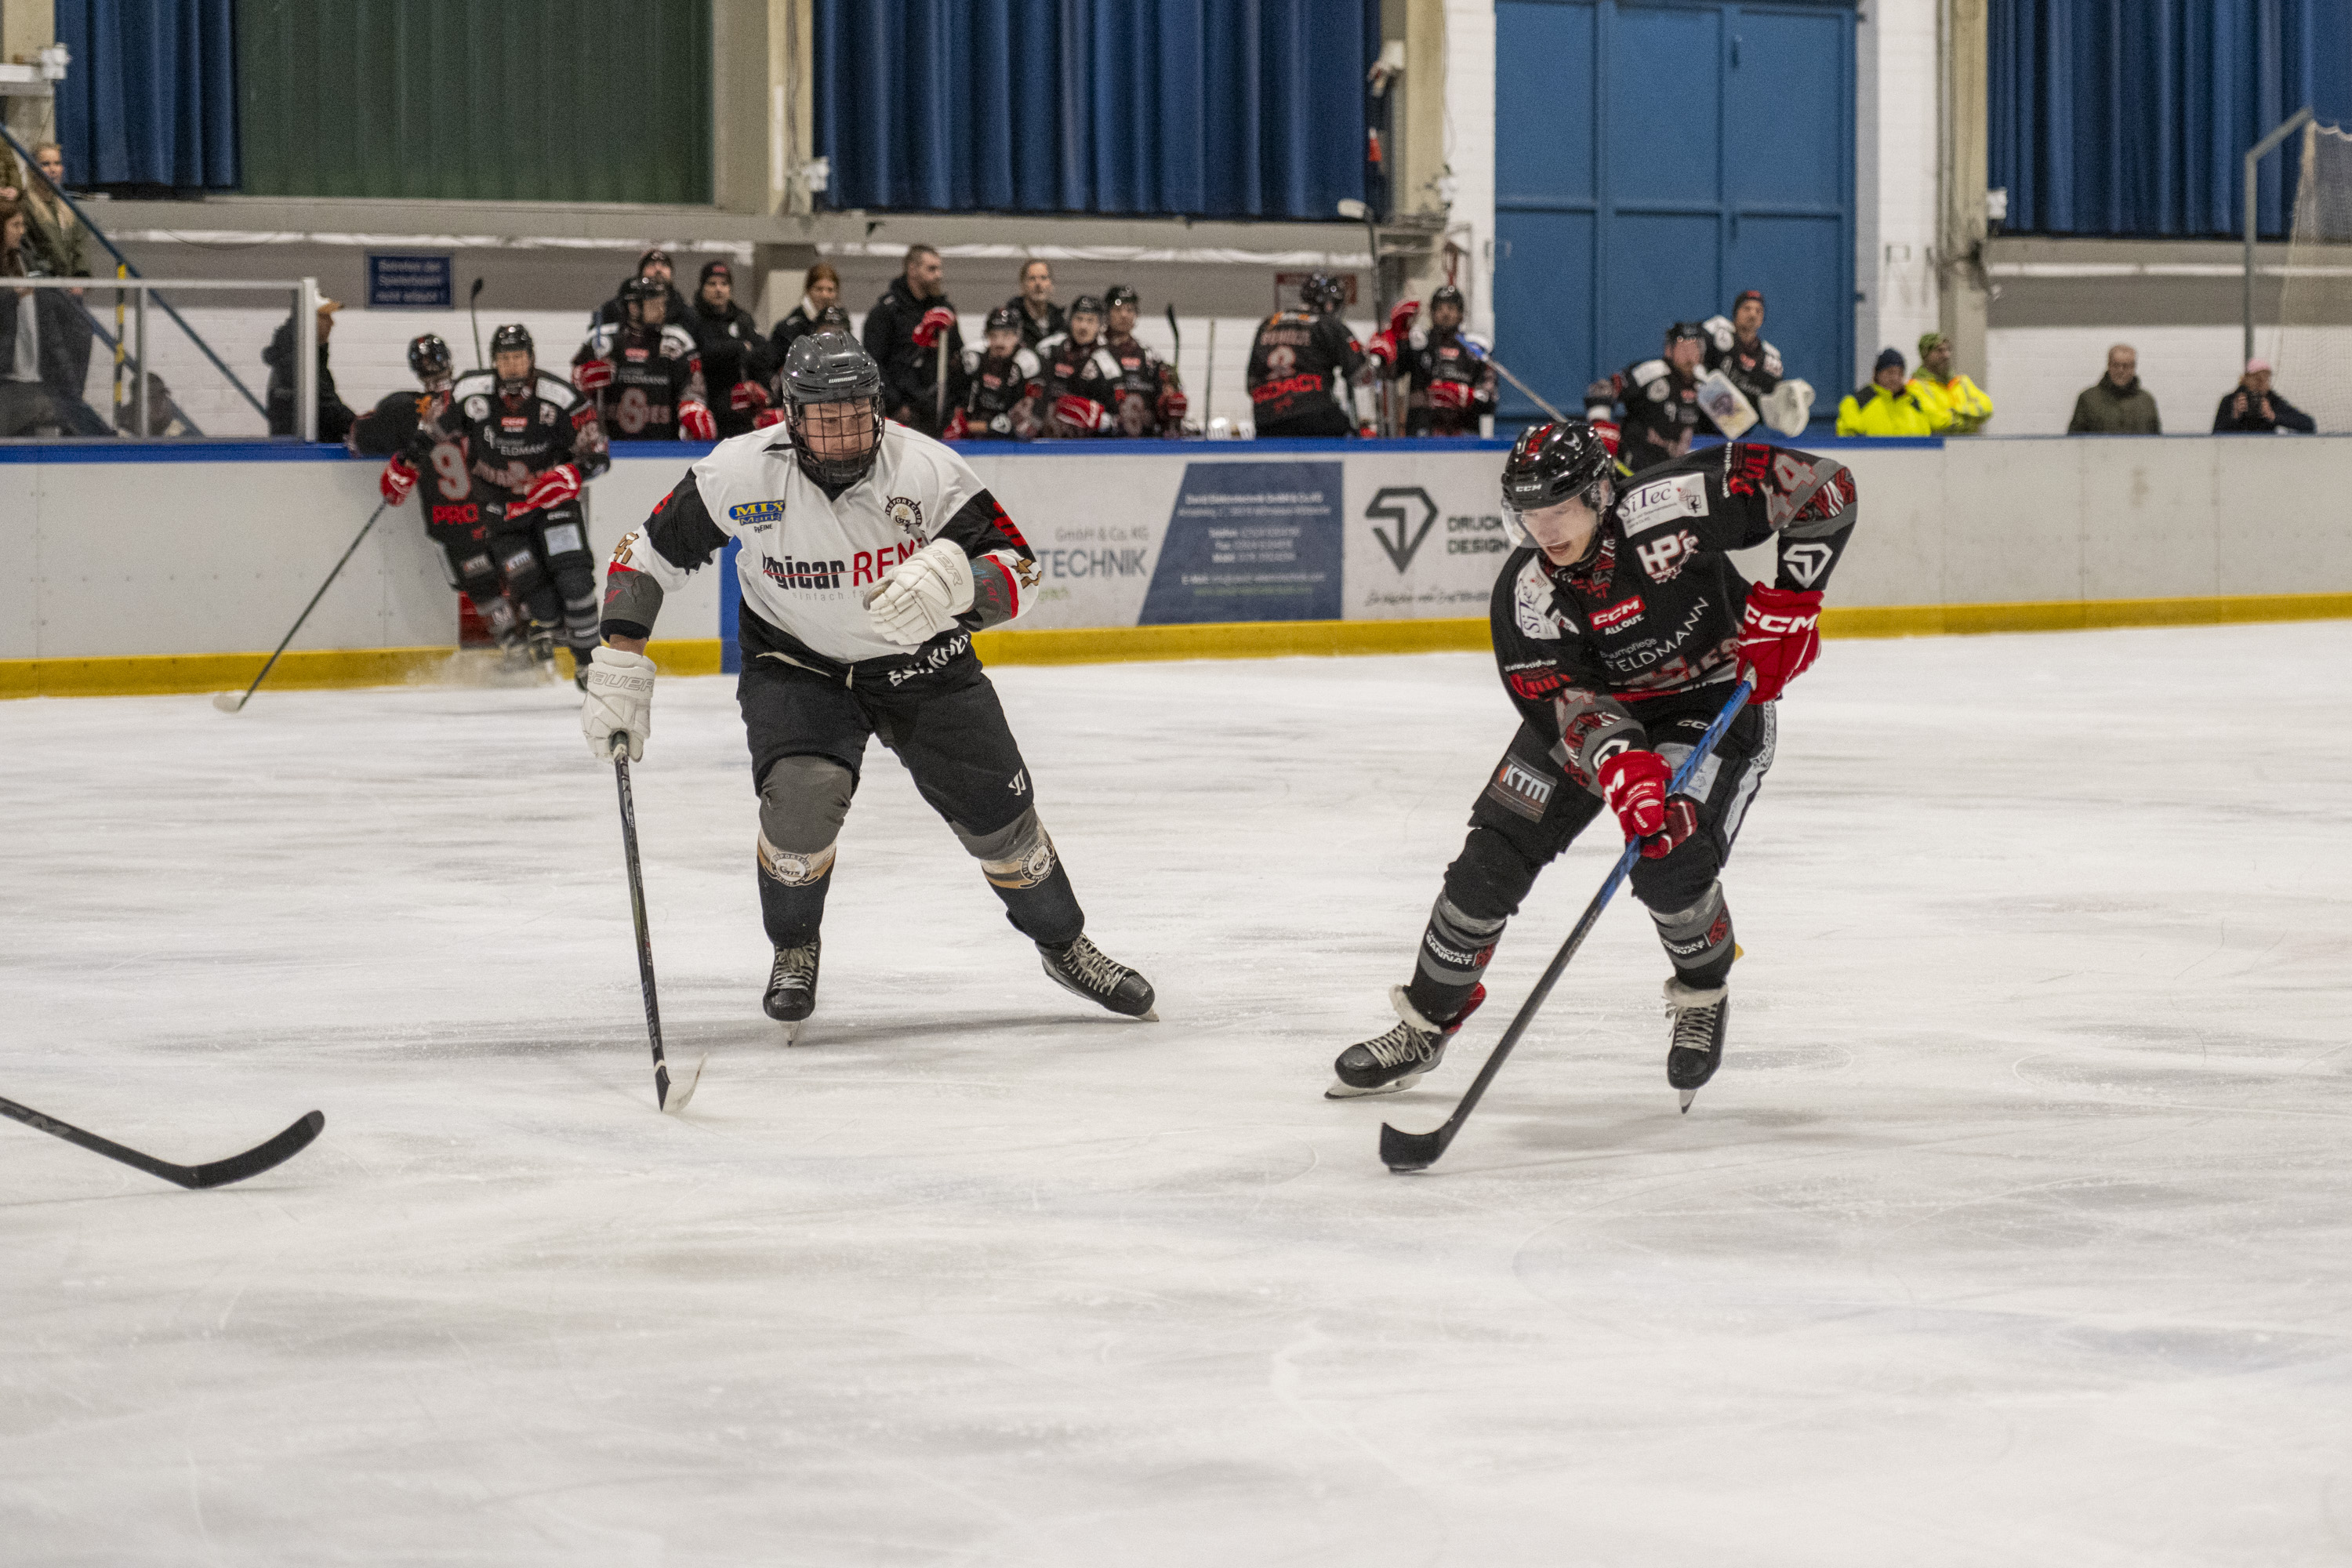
[1494,1,1855,430]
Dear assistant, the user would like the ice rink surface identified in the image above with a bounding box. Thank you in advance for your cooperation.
[5,624,2350,1566]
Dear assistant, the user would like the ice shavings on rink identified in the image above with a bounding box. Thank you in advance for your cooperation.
[4,623,2350,1566]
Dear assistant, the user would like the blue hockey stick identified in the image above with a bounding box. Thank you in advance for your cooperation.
[1380,679,1754,1171]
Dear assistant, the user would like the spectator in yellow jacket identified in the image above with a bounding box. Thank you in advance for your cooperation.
[1910,332,1993,434]
[1837,348,1938,436]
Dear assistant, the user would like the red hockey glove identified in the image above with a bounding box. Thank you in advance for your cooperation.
[679,401,717,441]
[1639,797,1702,861]
[573,358,615,392]
[1157,388,1188,426]
[1428,380,1472,412]
[379,454,419,506]
[1053,394,1113,434]
[1597,750,1672,846]
[1366,330,1399,368]
[730,379,769,412]
[1387,299,1420,339]
[753,407,788,430]
[510,463,581,518]
[1737,583,1824,702]
[1591,418,1621,456]
[942,407,972,441]
[911,306,956,349]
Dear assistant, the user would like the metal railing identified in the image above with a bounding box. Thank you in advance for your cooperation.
[0,121,270,425]
[3,276,321,441]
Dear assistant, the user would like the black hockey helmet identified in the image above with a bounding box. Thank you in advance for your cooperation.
[1067,294,1105,340]
[984,303,1023,336]
[407,332,454,389]
[1665,320,1707,347]
[1104,283,1139,312]
[815,304,851,328]
[622,274,667,324]
[780,332,887,490]
[488,323,535,392]
[1429,284,1465,313]
[1501,421,1614,524]
[1301,273,1346,312]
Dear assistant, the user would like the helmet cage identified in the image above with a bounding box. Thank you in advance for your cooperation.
[784,394,887,489]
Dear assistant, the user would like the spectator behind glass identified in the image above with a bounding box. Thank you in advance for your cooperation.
[1005,259,1065,350]
[263,296,356,441]
[2212,358,2315,434]
[1835,347,1936,436]
[2068,344,2161,434]
[691,260,773,437]
[769,261,841,367]
[20,142,88,279]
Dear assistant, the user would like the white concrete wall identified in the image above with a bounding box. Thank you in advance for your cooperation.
[1864,0,1942,387]
[1443,0,1497,340]
[7,437,2349,669]
[1984,325,2352,436]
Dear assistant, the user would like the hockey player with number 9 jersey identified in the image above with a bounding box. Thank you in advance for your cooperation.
[1328,422,1858,1110]
[579,332,1157,1040]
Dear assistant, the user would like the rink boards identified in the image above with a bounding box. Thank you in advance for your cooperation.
[4,434,2351,695]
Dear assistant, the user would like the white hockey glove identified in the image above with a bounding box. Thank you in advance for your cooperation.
[580,647,657,760]
[1760,379,1816,437]
[863,538,975,647]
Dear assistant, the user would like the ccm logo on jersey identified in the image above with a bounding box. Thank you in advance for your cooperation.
[1591,595,1645,631]
[1620,471,1709,535]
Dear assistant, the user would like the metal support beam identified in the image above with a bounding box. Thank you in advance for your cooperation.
[2245,108,2314,366]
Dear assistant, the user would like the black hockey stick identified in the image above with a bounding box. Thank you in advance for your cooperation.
[212,499,390,713]
[610,736,702,1112]
[1381,681,1753,1173]
[2,1096,323,1189]
[468,278,485,368]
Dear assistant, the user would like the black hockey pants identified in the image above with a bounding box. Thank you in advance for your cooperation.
[486,498,597,662]
[1404,686,1776,1025]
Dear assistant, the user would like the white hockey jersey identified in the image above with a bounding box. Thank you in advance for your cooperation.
[607,419,1036,667]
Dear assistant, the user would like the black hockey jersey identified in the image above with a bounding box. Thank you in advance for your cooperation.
[958,342,1046,439]
[1490,442,1858,795]
[353,389,485,540]
[1035,332,1125,437]
[415,369,610,502]
[573,321,707,441]
[1246,310,1363,426]
[1701,315,1784,407]
[1396,326,1498,437]
[1589,357,1718,474]
[1100,330,1181,437]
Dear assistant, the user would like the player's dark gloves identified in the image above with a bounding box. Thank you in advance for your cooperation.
[1738,583,1824,701]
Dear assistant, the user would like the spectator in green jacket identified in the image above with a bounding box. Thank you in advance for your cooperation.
[2067,344,2161,434]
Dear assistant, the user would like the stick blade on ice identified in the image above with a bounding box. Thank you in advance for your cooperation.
[1379,1118,1453,1173]
[659,1055,706,1115]
[180,1109,326,1188]
[211,691,245,713]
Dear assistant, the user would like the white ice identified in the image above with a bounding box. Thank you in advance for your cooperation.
[5,625,2350,1566]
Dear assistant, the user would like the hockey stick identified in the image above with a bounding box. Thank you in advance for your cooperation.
[610,736,702,1113]
[1458,338,1567,423]
[2,1096,323,1189]
[468,278,485,368]
[212,499,390,713]
[934,332,949,432]
[1381,680,1753,1173]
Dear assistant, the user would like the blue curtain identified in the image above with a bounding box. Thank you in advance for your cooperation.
[54,0,238,188]
[816,0,1375,218]
[1991,0,2352,237]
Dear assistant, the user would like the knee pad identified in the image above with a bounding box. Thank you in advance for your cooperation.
[757,755,855,885]
[1628,829,1723,915]
[497,540,547,597]
[1443,826,1543,924]
[953,805,1058,890]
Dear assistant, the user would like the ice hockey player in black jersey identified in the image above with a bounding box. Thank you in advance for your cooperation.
[1370,285,1497,437]
[358,333,526,657]
[946,305,1045,441]
[579,333,1156,1038]
[1247,273,1365,437]
[1035,296,1125,438]
[1327,420,1858,1109]
[573,277,716,442]
[1588,321,1718,474]
[1099,285,1187,437]
[412,324,612,685]
[1702,289,1782,409]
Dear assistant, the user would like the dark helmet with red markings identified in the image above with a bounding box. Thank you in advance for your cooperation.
[407,333,454,390]
[489,322,535,394]
[1501,420,1614,521]
[1300,273,1345,312]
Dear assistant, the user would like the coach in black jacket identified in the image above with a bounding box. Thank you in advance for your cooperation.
[861,243,966,437]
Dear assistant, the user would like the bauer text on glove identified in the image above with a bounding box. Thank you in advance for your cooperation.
[579,647,656,760]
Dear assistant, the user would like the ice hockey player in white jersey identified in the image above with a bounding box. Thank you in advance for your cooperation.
[578,332,1157,1037]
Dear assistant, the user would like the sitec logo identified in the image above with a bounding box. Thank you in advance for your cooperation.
[1366,486,1439,571]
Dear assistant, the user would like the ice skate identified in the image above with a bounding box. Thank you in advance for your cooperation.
[1664,977,1730,1112]
[1038,935,1156,1020]
[763,936,820,1043]
[526,621,559,682]
[1327,984,1486,1099]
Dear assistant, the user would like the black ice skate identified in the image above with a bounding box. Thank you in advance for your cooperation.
[1664,977,1730,1112]
[1327,984,1486,1099]
[763,936,821,1043]
[526,621,559,682]
[1038,935,1157,1020]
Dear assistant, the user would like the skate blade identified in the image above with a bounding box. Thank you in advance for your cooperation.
[1325,1072,1419,1101]
[1678,1087,1697,1113]
[662,1054,707,1114]
[779,1018,808,1047]
[1139,1008,1160,1022]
